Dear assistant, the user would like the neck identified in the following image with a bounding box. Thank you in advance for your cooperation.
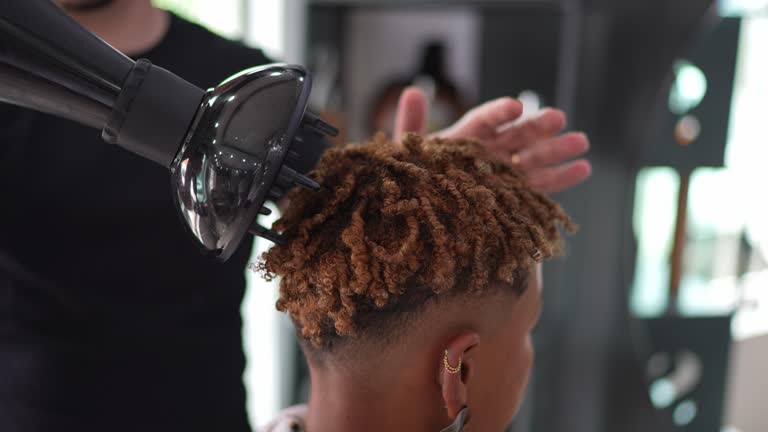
[305,365,445,432]
[65,1,170,56]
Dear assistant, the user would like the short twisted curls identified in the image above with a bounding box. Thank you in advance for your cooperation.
[260,134,574,349]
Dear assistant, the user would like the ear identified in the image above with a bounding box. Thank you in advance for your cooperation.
[438,332,480,419]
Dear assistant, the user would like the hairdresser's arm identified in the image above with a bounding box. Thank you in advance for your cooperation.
[393,88,591,194]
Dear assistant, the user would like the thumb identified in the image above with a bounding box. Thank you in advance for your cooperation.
[393,87,429,144]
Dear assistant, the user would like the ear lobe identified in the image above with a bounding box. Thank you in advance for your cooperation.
[441,366,467,419]
[438,332,480,420]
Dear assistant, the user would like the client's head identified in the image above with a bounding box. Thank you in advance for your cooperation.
[260,134,573,432]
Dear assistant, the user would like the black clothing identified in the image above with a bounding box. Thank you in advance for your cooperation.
[0,14,271,432]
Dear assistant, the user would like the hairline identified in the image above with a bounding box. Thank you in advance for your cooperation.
[299,267,533,366]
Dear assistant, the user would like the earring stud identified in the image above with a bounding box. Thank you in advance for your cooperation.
[443,350,462,374]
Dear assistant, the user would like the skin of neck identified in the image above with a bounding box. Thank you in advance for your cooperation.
[305,349,446,432]
[62,0,170,56]
[301,296,502,432]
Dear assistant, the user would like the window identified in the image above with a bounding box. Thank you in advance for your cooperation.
[631,16,768,340]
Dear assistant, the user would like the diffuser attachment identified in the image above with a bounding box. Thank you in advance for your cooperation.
[171,64,337,261]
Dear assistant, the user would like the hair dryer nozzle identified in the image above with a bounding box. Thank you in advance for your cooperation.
[170,64,337,261]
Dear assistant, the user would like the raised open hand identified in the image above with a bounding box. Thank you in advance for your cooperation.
[393,87,591,194]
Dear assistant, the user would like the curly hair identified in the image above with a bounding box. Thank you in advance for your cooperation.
[260,134,574,349]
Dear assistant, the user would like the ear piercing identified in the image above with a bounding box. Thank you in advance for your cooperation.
[443,350,462,374]
[531,248,543,262]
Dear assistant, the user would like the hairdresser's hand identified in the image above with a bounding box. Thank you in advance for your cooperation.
[393,87,592,194]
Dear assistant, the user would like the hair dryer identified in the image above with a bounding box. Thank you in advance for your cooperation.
[0,0,337,261]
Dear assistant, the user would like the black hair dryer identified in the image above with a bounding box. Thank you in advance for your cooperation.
[0,0,337,261]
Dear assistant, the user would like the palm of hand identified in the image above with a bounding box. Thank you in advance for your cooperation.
[393,88,591,194]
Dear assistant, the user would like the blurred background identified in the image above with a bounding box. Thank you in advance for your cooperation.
[151,0,767,430]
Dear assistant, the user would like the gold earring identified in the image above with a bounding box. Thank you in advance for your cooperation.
[531,248,543,262]
[443,350,462,374]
